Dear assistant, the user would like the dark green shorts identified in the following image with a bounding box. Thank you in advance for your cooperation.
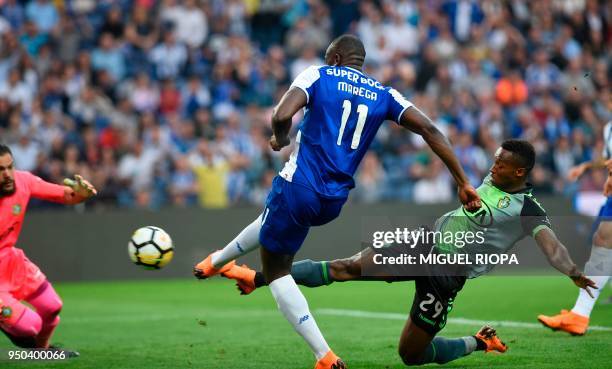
[409,274,466,335]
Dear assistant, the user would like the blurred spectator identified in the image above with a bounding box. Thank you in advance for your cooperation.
[525,49,561,96]
[190,139,230,208]
[25,0,58,34]
[495,69,528,106]
[162,0,208,49]
[0,68,33,112]
[149,31,187,80]
[19,20,47,57]
[117,140,163,206]
[181,75,211,116]
[442,0,484,43]
[290,46,323,80]
[100,7,125,40]
[169,155,198,206]
[1,0,25,31]
[10,134,39,172]
[91,33,126,82]
[353,152,386,203]
[412,157,453,204]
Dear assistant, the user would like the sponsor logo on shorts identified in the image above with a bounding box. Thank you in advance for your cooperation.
[438,318,447,329]
[418,313,435,326]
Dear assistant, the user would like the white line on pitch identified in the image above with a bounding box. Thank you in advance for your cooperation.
[62,308,612,332]
[315,308,612,332]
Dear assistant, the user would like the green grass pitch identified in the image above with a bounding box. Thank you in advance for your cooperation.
[1,277,610,368]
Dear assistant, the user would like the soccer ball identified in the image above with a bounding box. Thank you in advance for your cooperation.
[128,226,174,269]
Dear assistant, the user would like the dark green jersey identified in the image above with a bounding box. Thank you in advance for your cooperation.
[434,174,551,278]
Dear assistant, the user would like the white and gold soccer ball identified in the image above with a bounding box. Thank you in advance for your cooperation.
[128,226,174,269]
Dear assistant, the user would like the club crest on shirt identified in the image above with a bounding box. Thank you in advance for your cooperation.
[12,204,21,215]
[497,196,511,209]
[0,305,12,320]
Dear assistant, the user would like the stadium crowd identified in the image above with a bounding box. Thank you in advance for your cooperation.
[0,0,609,209]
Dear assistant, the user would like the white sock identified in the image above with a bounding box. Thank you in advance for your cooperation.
[269,275,330,360]
[211,215,262,268]
[461,336,477,354]
[571,245,612,317]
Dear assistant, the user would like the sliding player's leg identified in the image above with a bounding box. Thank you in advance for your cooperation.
[224,244,416,294]
[224,254,359,294]
[398,318,507,366]
[398,276,506,366]
[193,214,263,278]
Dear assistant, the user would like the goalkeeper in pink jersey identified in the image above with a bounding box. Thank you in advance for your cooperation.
[0,144,96,355]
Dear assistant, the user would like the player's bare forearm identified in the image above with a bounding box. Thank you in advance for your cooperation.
[535,228,579,277]
[399,107,469,187]
[568,158,609,180]
[583,158,607,170]
[535,228,597,296]
[270,87,307,150]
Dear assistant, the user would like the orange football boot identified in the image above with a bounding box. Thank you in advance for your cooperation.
[537,309,589,336]
[475,325,508,353]
[193,251,235,279]
[222,264,257,295]
[315,350,346,369]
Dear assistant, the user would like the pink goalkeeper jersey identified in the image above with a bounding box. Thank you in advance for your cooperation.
[0,171,66,250]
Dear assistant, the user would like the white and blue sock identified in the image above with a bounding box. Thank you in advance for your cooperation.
[269,275,330,360]
[211,215,262,268]
[572,245,611,317]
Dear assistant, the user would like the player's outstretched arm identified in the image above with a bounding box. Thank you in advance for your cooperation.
[29,173,97,205]
[567,158,609,181]
[535,228,597,297]
[62,174,97,205]
[399,106,481,211]
[269,87,307,151]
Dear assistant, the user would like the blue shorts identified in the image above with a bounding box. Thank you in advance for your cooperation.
[259,176,347,255]
[591,196,612,238]
[599,196,612,218]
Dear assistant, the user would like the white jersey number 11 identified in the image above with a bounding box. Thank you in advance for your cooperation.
[337,99,368,150]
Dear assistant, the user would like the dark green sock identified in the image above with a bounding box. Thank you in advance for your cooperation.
[291,259,333,287]
[253,259,333,288]
[415,336,476,365]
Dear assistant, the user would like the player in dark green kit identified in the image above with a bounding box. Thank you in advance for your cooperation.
[223,140,596,366]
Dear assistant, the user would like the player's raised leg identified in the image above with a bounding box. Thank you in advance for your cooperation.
[223,248,411,295]
[193,214,263,278]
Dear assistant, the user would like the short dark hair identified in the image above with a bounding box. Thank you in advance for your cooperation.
[329,34,366,60]
[0,144,12,157]
[501,139,535,173]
